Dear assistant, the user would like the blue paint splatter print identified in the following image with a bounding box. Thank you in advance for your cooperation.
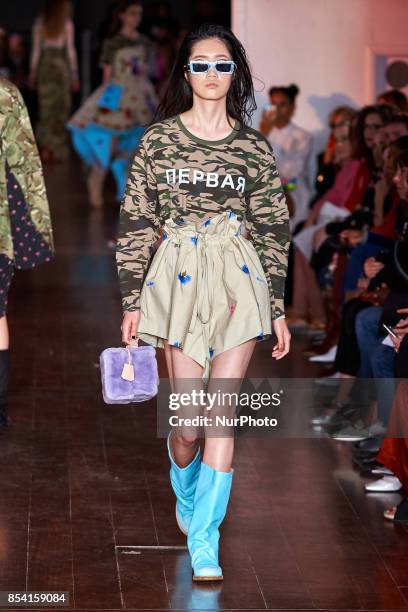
[178,271,192,285]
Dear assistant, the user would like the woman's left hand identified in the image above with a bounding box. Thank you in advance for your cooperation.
[272,318,291,360]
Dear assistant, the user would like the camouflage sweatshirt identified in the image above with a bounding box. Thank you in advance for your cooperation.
[116,115,290,319]
[0,79,54,263]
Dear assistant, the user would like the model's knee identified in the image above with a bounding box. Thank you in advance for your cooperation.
[174,432,199,447]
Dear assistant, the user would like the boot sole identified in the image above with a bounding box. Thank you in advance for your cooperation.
[193,574,223,581]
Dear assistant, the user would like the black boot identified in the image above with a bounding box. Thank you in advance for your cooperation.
[0,349,10,427]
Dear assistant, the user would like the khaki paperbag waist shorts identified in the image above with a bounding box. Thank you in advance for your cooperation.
[138,210,272,379]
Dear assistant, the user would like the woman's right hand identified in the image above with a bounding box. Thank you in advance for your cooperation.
[121,310,141,344]
[363,256,384,279]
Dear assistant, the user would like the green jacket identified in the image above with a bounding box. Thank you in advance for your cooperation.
[0,79,54,263]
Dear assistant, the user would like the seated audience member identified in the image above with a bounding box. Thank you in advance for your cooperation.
[377,89,408,113]
[384,113,408,144]
[376,340,408,521]
[368,150,408,512]
[304,105,392,357]
[310,105,356,207]
[259,83,312,231]
[341,136,408,299]
[311,141,408,430]
[289,113,358,330]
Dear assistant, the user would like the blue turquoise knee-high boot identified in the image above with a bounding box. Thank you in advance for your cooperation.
[167,433,201,535]
[187,462,234,581]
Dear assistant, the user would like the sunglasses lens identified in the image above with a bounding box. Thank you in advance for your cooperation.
[216,62,234,73]
[191,62,209,73]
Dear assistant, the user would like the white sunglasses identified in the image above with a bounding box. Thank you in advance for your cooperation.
[185,60,236,75]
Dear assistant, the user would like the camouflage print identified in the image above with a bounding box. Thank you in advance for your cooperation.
[0,79,54,264]
[116,115,290,319]
[36,48,71,160]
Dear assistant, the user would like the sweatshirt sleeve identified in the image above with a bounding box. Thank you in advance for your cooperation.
[246,139,290,319]
[3,83,54,251]
[116,137,161,311]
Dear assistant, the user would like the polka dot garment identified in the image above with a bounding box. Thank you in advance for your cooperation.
[0,170,53,317]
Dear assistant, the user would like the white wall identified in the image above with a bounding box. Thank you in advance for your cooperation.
[232,0,408,150]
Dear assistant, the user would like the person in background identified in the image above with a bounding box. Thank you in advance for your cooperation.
[8,33,29,89]
[289,114,358,331]
[375,149,408,522]
[305,105,393,360]
[384,112,408,144]
[29,0,79,163]
[68,0,158,208]
[311,137,407,431]
[0,79,54,427]
[259,83,312,231]
[377,89,408,113]
[310,106,356,207]
[0,27,10,79]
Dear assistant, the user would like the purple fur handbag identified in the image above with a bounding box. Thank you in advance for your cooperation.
[100,338,159,404]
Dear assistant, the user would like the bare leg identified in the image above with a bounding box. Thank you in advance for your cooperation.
[164,341,203,467]
[0,316,9,350]
[204,339,257,472]
[87,164,106,207]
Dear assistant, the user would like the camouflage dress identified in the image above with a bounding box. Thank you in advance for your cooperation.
[116,116,290,377]
[0,80,54,317]
[31,18,78,161]
[68,33,158,200]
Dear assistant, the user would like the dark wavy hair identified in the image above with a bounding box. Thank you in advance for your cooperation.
[154,23,256,129]
[268,83,299,104]
[110,0,142,35]
[351,104,394,170]
[378,89,408,113]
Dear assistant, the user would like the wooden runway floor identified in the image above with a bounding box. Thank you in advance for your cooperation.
[2,160,408,611]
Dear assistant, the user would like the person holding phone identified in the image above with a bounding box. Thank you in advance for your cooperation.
[259,83,312,231]
[370,150,408,522]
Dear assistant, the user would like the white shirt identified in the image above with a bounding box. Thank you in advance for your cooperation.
[267,122,313,230]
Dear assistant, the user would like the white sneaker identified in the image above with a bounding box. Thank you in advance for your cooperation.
[309,345,338,363]
[332,419,386,442]
[367,420,387,437]
[332,420,367,441]
[365,476,402,492]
